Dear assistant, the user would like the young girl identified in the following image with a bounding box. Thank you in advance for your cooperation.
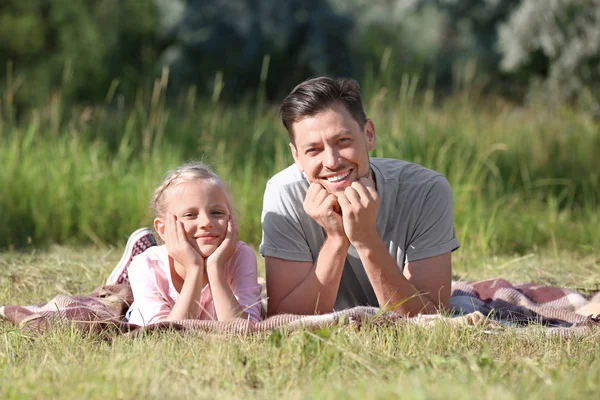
[125,162,262,325]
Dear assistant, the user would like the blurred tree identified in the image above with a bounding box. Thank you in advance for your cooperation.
[4,0,600,112]
[331,0,521,94]
[426,0,521,83]
[0,0,166,109]
[499,0,600,112]
[155,0,354,101]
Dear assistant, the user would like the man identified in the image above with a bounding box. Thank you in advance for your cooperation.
[259,76,460,317]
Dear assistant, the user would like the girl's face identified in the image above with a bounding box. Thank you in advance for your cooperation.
[156,180,231,257]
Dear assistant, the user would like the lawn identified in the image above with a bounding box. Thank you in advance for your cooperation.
[1,246,598,399]
[1,82,599,398]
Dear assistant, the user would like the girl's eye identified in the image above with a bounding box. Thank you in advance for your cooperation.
[212,211,225,216]
[183,212,196,218]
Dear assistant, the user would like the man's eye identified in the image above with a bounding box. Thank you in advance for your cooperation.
[306,148,319,155]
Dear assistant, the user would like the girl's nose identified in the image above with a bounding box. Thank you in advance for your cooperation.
[197,213,213,228]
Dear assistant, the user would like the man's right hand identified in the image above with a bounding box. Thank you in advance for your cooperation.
[303,182,347,240]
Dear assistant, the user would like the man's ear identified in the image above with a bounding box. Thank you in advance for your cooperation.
[154,217,166,242]
[289,142,304,172]
[364,119,376,151]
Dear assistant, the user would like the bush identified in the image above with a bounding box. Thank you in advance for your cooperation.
[331,0,521,93]
[0,0,165,109]
[498,0,600,112]
[156,0,354,100]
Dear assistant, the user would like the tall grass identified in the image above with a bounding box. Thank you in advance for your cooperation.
[0,77,598,254]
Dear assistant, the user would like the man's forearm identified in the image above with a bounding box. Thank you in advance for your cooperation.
[272,236,349,315]
[357,241,444,316]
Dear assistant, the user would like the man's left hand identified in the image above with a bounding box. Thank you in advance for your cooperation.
[336,177,380,248]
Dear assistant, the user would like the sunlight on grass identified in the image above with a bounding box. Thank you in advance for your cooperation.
[1,75,599,399]
[1,84,599,256]
[1,247,598,399]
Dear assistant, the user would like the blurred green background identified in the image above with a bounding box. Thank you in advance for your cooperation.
[0,0,598,256]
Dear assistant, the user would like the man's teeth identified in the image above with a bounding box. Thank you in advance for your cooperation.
[326,171,351,182]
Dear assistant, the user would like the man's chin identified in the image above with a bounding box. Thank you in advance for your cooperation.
[319,179,354,194]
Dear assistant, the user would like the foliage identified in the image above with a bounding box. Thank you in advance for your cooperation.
[425,0,521,79]
[155,0,354,100]
[330,0,521,92]
[3,0,600,108]
[498,0,600,112]
[0,0,165,108]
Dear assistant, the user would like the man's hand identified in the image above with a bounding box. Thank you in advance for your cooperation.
[303,182,347,240]
[336,177,380,248]
[206,216,238,274]
[164,212,205,274]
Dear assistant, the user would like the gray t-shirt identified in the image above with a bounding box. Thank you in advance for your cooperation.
[259,157,460,309]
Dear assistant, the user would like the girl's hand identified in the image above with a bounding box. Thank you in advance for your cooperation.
[206,216,238,273]
[165,212,205,272]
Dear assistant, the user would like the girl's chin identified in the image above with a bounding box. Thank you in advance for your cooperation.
[197,244,219,258]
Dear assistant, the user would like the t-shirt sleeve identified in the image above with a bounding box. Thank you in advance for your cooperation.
[405,176,460,262]
[127,255,172,326]
[259,180,313,262]
[228,242,263,321]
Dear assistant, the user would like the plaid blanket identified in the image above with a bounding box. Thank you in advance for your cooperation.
[1,279,599,338]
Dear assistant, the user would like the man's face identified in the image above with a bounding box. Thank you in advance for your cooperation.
[290,103,376,194]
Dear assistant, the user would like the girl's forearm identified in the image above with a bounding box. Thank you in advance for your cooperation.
[206,267,249,321]
[166,266,205,321]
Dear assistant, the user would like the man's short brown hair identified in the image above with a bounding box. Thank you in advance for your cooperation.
[280,77,367,142]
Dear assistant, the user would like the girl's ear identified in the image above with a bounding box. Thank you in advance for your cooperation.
[154,217,166,242]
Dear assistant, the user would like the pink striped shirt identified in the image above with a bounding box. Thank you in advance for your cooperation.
[128,241,262,325]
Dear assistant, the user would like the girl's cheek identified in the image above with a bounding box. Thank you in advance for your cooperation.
[184,224,195,237]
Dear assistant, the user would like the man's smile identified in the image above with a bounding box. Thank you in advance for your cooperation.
[320,169,352,183]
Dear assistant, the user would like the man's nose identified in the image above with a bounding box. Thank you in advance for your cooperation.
[323,147,340,170]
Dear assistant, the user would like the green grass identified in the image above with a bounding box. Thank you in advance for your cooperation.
[1,82,599,256]
[1,80,599,397]
[1,246,599,399]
